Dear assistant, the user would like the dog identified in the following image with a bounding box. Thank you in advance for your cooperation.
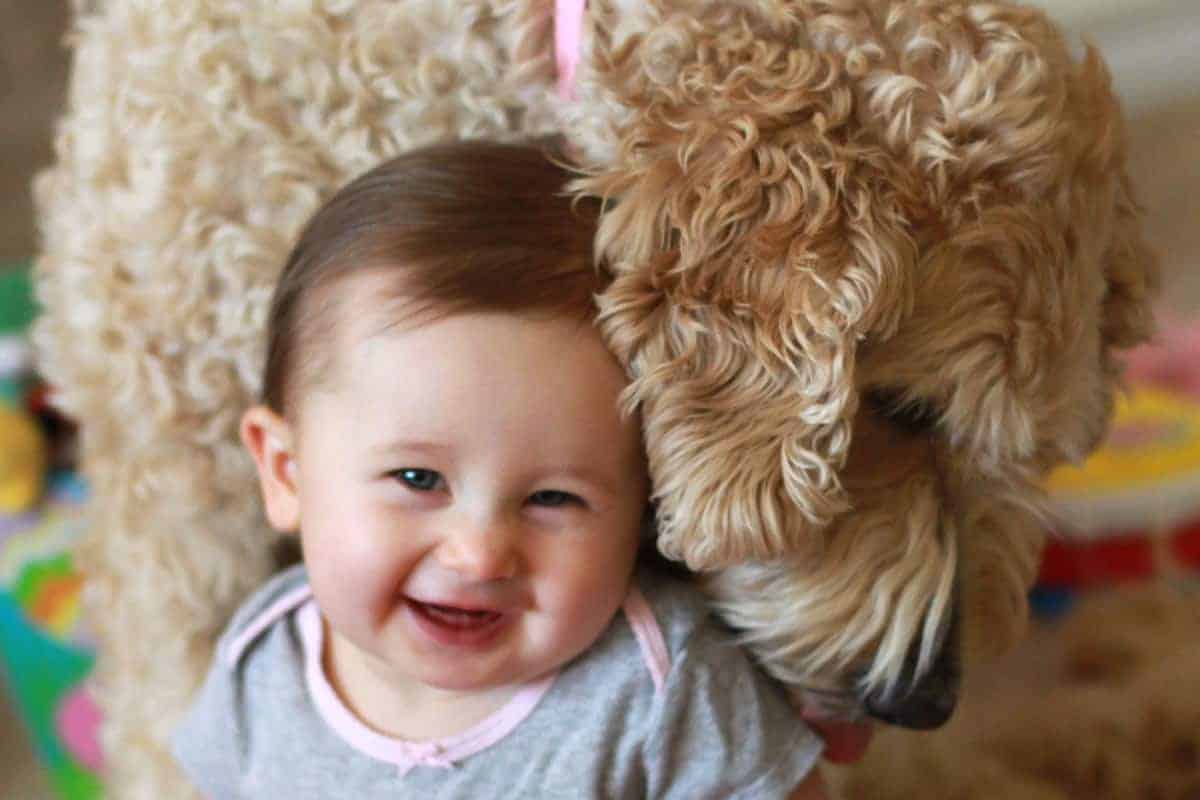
[556,0,1158,727]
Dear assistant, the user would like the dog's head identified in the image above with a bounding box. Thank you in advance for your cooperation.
[565,0,1158,726]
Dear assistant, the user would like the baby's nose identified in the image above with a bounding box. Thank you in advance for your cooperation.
[437,523,520,581]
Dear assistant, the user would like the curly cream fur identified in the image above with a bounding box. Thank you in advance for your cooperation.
[33,1,1155,795]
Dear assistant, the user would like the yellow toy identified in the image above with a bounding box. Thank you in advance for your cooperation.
[0,403,46,513]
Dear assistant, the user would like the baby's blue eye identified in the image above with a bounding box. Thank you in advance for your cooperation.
[395,469,442,491]
[529,490,579,508]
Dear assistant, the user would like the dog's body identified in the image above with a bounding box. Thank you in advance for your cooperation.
[34,1,1155,795]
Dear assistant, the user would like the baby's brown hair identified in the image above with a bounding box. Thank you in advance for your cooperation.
[262,138,606,417]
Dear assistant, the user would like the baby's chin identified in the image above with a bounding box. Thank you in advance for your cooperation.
[403,657,552,696]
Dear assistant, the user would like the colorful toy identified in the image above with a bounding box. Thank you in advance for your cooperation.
[0,472,101,800]
[0,264,48,513]
[0,404,47,513]
[1123,313,1200,400]
[1030,357,1200,618]
[0,267,99,797]
[0,264,37,407]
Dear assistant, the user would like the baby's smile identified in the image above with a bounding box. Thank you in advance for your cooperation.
[404,596,513,649]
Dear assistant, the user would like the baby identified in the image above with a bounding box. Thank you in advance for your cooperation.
[171,139,827,798]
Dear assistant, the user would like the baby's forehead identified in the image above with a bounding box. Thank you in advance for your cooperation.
[289,270,413,402]
[292,268,628,413]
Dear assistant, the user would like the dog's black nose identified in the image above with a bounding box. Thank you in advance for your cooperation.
[863,617,961,729]
[864,674,958,729]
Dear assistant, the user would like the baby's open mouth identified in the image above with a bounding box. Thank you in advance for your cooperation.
[405,597,509,647]
[411,600,502,628]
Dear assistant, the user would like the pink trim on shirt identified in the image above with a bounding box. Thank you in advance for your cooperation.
[295,601,557,777]
[227,577,672,773]
[621,585,671,694]
[224,584,314,668]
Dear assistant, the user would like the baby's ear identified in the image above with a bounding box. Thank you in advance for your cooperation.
[240,406,301,533]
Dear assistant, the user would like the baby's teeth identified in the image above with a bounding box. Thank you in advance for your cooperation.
[424,603,497,627]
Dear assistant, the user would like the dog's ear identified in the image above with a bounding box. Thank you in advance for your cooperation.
[1067,47,1160,356]
[1100,172,1159,352]
[858,32,1160,474]
[568,6,916,569]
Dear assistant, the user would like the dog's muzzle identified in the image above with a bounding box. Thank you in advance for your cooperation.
[792,614,961,729]
[862,610,961,729]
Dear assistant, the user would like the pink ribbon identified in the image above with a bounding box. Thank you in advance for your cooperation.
[402,742,455,770]
[555,0,587,99]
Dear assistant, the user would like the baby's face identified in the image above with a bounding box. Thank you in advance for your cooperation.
[289,277,647,695]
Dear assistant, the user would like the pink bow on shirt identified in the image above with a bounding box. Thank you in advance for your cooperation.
[403,741,455,770]
[555,0,587,99]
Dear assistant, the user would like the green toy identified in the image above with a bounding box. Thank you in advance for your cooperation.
[0,263,37,407]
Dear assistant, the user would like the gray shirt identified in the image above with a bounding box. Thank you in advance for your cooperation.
[171,565,822,798]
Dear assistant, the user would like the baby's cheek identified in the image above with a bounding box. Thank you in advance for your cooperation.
[305,540,401,630]
[543,571,631,659]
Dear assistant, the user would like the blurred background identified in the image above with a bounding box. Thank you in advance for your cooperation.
[0,1,1197,798]
[3,6,74,798]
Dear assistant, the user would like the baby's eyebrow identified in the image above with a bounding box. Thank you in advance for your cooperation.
[368,439,456,459]
[547,465,620,498]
